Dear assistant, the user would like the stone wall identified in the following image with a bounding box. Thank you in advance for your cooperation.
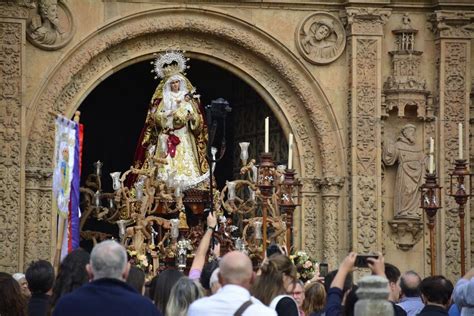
[0,0,472,279]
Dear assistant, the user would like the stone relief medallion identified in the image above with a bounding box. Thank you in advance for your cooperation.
[26,0,75,51]
[296,12,346,65]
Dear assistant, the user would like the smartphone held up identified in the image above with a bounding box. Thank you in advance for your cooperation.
[354,254,379,268]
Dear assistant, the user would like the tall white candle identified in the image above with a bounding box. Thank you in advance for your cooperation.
[265,117,269,153]
[459,123,463,159]
[429,137,434,174]
[288,133,293,169]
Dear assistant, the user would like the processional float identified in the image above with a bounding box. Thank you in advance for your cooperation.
[78,51,301,278]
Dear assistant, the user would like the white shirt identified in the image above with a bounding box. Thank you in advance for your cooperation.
[187,284,277,316]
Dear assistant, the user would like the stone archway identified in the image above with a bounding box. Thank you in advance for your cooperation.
[23,7,345,269]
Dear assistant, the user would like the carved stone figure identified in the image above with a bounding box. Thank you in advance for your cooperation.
[296,12,345,65]
[26,0,74,50]
[383,124,425,219]
[29,0,61,45]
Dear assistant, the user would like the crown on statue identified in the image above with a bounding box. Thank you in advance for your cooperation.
[151,50,189,80]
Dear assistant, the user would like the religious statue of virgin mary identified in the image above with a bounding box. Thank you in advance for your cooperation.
[132,51,209,189]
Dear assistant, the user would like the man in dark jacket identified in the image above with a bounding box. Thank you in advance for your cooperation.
[26,260,55,316]
[418,276,453,316]
[53,240,161,316]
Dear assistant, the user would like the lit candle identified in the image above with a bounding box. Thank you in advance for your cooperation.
[288,133,293,169]
[429,137,434,174]
[459,123,463,159]
[264,117,269,153]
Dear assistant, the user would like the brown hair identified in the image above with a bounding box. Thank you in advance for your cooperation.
[303,281,326,315]
[251,254,297,305]
[0,272,27,316]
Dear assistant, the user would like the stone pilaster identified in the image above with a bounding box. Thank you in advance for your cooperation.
[0,3,28,273]
[24,168,53,271]
[321,177,345,269]
[343,7,391,253]
[431,11,473,280]
[302,177,322,259]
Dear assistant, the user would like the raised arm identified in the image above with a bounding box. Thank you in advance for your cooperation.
[331,252,357,290]
[325,252,356,316]
[189,212,217,279]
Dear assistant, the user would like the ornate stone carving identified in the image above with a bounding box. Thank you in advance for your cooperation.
[24,168,52,270]
[383,124,425,220]
[383,124,425,251]
[430,11,474,39]
[382,14,432,120]
[471,84,474,267]
[0,21,23,273]
[345,7,389,253]
[342,7,391,36]
[26,0,75,50]
[296,12,346,65]
[356,177,377,252]
[442,41,468,279]
[321,177,344,268]
[0,3,30,18]
[388,219,423,252]
[431,10,472,280]
[303,195,320,258]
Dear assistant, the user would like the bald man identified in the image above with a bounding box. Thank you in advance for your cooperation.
[188,251,276,316]
[397,271,424,316]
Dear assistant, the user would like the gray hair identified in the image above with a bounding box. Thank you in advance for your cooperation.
[90,240,127,280]
[12,273,26,282]
[209,268,220,288]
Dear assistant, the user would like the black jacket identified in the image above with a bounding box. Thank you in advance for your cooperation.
[53,278,161,316]
[417,304,449,316]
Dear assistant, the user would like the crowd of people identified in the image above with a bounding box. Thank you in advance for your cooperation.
[1,213,473,316]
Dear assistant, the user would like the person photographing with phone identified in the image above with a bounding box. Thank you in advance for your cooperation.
[324,252,388,316]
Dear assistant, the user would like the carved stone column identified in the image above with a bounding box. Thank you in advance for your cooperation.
[321,177,345,269]
[471,84,474,267]
[431,11,473,280]
[342,8,391,253]
[24,168,53,270]
[302,177,323,259]
[0,3,28,273]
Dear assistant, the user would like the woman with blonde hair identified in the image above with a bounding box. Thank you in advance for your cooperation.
[303,281,326,316]
[252,254,299,316]
[165,277,203,316]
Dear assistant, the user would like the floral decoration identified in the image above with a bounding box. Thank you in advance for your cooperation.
[127,249,149,270]
[290,250,319,282]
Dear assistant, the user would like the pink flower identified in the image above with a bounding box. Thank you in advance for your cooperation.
[303,260,313,269]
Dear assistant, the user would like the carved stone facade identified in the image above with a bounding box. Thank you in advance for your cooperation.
[0,3,28,273]
[321,177,345,269]
[431,11,473,280]
[0,1,473,278]
[344,7,391,254]
[381,15,434,253]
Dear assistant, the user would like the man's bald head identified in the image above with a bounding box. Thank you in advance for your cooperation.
[400,270,421,298]
[218,251,253,289]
